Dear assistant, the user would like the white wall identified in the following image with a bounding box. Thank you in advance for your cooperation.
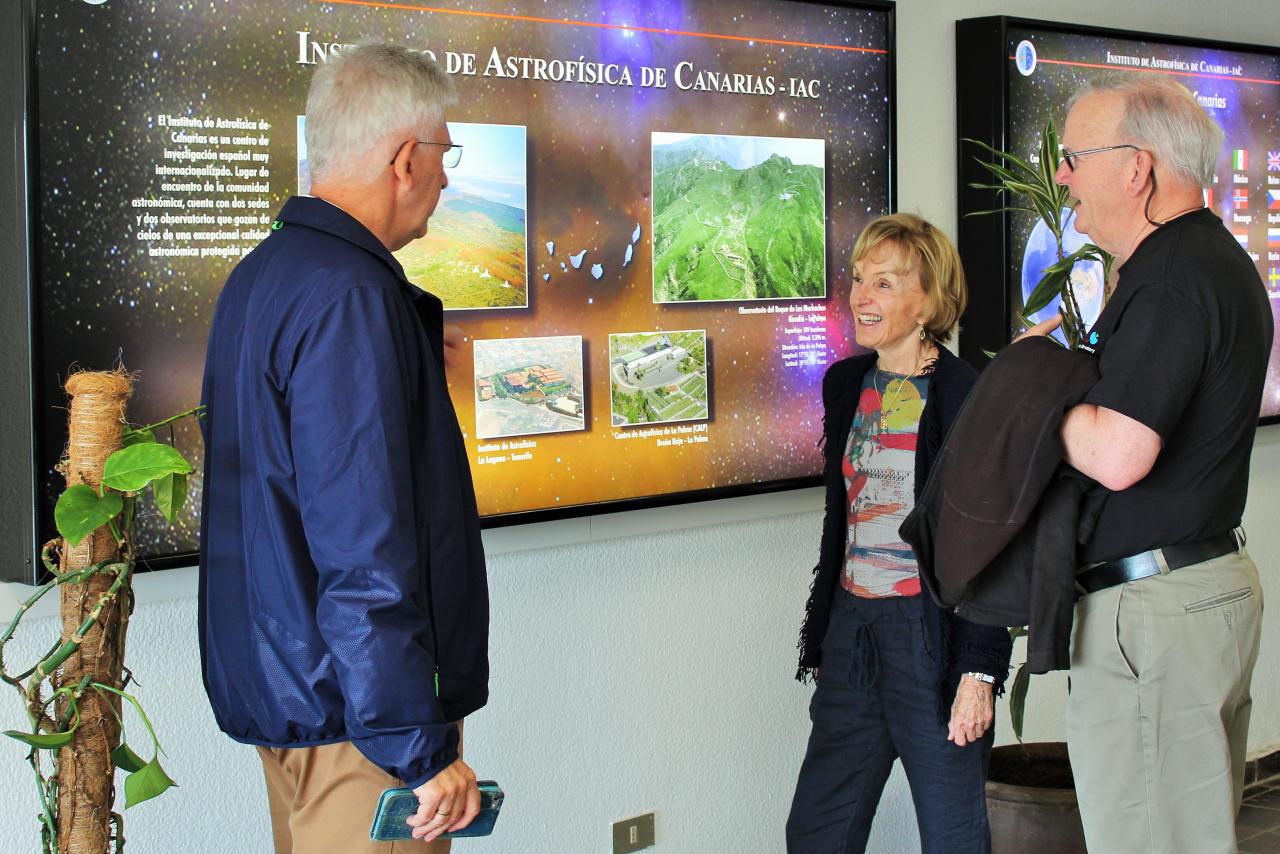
[3,1,1280,852]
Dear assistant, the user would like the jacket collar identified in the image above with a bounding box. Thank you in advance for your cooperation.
[275,196,426,299]
[276,196,447,362]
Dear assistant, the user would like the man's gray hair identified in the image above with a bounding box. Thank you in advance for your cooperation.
[1069,74,1224,188]
[305,43,457,183]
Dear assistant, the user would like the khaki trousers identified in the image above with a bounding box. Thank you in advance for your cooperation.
[257,731,461,854]
[1067,548,1262,854]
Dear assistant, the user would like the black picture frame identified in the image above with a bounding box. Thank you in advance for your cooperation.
[955,14,1280,429]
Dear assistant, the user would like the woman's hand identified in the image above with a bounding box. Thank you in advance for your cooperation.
[947,675,994,747]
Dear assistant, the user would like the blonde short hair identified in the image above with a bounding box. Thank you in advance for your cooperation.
[850,213,967,342]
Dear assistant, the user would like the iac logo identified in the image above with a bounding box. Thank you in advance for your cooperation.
[1015,40,1037,76]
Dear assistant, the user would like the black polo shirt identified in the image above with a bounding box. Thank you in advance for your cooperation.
[1080,207,1272,564]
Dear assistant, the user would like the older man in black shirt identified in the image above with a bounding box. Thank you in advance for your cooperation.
[1029,75,1272,853]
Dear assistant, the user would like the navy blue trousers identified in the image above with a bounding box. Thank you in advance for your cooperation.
[786,590,993,854]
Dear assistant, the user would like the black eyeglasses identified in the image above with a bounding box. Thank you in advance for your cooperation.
[390,141,463,169]
[417,141,463,168]
[1058,143,1140,172]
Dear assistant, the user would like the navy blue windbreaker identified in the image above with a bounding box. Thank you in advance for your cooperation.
[199,195,489,788]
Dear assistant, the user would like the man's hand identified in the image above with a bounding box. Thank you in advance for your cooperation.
[407,758,481,841]
[947,675,994,747]
[1012,313,1062,343]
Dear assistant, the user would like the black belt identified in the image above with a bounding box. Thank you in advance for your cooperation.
[1075,532,1240,596]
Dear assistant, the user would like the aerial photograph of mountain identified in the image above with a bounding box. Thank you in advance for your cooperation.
[297,119,528,310]
[397,121,528,310]
[651,131,825,303]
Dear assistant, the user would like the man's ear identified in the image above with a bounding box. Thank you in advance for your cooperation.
[1126,150,1155,199]
[389,138,417,186]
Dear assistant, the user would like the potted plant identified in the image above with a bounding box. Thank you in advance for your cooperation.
[1,369,202,853]
[962,121,1115,853]
[965,117,1114,348]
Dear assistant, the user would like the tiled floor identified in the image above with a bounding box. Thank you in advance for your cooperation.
[1238,782,1280,853]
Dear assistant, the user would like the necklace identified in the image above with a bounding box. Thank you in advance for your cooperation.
[875,347,935,432]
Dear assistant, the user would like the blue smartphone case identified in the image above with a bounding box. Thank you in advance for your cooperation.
[369,780,504,841]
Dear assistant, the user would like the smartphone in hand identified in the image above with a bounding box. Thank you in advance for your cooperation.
[369,780,504,841]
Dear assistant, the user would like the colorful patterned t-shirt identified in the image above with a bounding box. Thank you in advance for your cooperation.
[840,367,929,598]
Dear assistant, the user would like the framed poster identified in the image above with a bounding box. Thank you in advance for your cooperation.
[956,16,1280,426]
[10,0,896,578]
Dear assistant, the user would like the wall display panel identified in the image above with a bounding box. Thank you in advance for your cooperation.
[956,16,1280,425]
[24,0,894,572]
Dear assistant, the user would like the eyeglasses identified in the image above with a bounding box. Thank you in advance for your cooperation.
[418,141,463,169]
[1058,143,1140,172]
[391,141,463,169]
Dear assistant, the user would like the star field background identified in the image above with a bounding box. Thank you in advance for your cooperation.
[32,0,893,558]
[999,25,1280,419]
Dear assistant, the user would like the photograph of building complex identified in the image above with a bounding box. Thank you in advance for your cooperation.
[609,330,709,426]
[473,335,585,438]
[651,132,826,303]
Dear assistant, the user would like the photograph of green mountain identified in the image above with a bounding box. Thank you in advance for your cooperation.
[651,132,825,303]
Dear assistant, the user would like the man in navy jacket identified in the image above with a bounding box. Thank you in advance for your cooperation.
[199,43,488,850]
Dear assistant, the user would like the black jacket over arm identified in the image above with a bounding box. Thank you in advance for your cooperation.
[796,347,1013,715]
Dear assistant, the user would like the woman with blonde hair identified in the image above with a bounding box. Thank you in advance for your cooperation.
[787,213,1012,853]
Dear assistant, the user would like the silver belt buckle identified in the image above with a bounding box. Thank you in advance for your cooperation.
[1149,549,1172,576]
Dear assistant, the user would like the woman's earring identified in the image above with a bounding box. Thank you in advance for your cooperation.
[918,324,927,341]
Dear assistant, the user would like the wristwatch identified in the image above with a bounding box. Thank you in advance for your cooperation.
[963,671,996,684]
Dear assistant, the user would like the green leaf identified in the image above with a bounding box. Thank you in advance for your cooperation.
[1008,662,1032,742]
[122,429,157,447]
[111,742,147,774]
[4,728,76,749]
[102,443,192,493]
[124,757,177,808]
[151,472,188,525]
[55,485,124,547]
[1023,266,1070,316]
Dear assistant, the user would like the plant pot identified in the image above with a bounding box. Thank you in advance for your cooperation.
[986,741,1086,854]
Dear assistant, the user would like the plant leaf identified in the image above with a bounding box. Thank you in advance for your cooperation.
[54,485,124,547]
[122,429,157,447]
[151,472,188,525]
[124,757,177,808]
[111,742,148,774]
[102,443,192,493]
[1023,266,1070,316]
[1008,662,1032,742]
[3,728,77,749]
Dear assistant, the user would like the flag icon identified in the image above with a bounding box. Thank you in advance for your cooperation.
[1232,225,1250,248]
[1233,188,1250,209]
[1269,267,1280,294]
[1269,150,1280,171]
[1270,227,1280,248]
[1233,149,1249,171]
[1269,189,1280,210]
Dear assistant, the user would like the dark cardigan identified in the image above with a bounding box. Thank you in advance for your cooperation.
[796,347,1013,712]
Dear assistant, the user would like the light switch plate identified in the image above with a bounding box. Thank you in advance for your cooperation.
[612,812,656,853]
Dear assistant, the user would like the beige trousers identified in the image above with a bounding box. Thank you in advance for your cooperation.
[1067,548,1262,854]
[257,731,461,854]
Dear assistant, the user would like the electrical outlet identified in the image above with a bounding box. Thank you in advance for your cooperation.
[612,812,656,853]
